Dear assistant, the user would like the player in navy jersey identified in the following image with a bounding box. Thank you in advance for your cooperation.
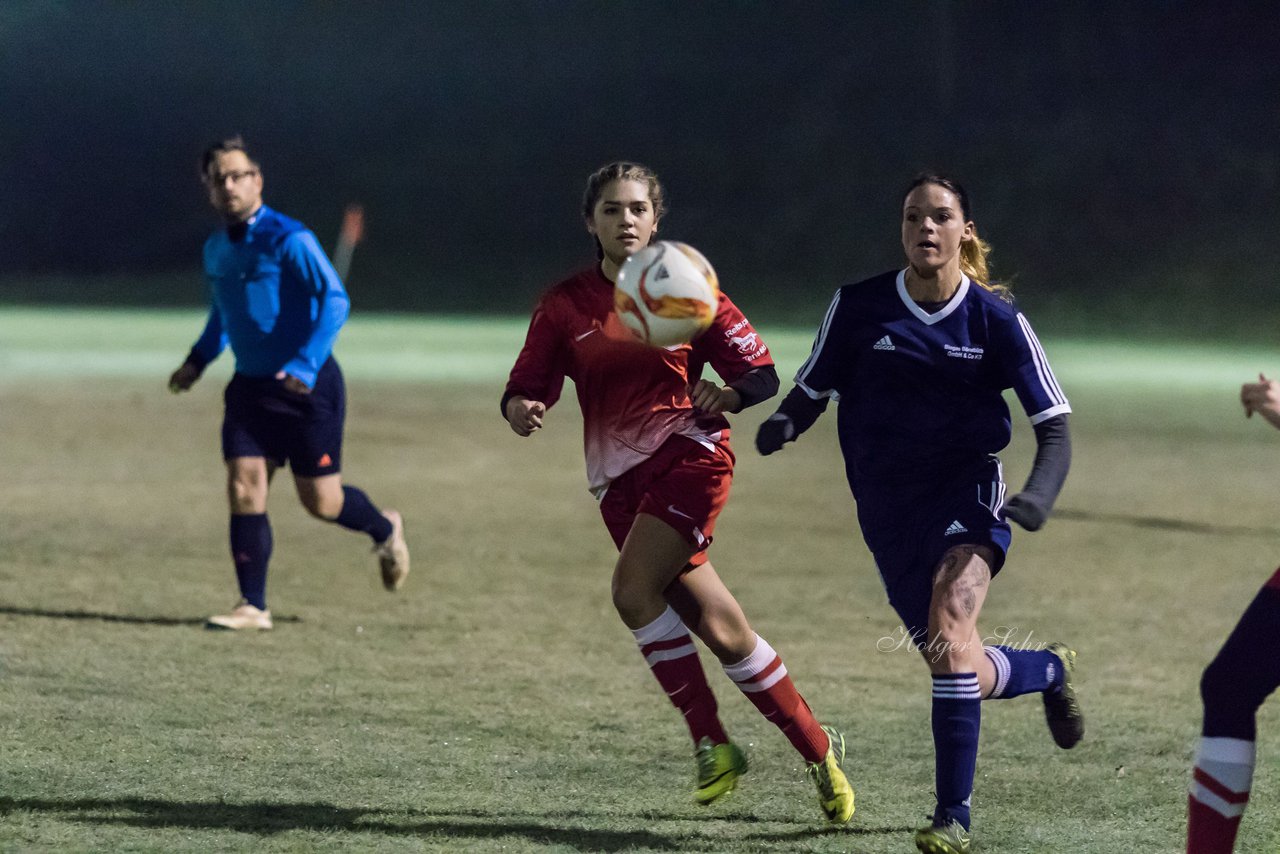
[168,136,410,630]
[1185,373,1280,853]
[502,162,853,822]
[757,174,1082,854]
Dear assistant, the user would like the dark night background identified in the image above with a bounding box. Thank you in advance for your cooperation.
[2,1,1277,334]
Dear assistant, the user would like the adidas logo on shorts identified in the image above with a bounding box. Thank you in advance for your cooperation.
[873,335,895,351]
[944,520,968,536]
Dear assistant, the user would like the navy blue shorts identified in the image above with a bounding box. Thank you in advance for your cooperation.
[221,357,345,477]
[857,457,1011,645]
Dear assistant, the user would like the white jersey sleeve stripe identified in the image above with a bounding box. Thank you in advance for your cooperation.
[795,377,833,400]
[1016,313,1069,407]
[794,290,842,399]
[1029,402,1072,425]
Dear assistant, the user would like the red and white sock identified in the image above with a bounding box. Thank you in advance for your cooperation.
[1188,736,1254,853]
[632,607,728,746]
[723,634,830,763]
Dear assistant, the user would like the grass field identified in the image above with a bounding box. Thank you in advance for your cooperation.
[2,307,1278,852]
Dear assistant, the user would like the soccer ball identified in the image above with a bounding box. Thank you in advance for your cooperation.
[614,241,720,347]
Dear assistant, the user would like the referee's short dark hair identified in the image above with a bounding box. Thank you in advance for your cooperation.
[200,135,256,178]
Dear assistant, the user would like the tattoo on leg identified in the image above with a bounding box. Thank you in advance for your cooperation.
[936,546,992,617]
[938,552,962,583]
[971,562,991,589]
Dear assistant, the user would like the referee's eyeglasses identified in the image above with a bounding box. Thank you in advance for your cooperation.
[206,169,259,186]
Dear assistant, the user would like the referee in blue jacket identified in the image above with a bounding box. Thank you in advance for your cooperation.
[169,136,409,630]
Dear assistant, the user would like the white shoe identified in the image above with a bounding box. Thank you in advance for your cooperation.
[374,510,410,591]
[205,599,273,631]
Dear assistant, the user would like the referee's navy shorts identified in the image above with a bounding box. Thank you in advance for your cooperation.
[857,456,1012,646]
[221,357,345,477]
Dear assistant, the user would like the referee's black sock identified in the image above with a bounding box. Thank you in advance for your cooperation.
[230,512,272,610]
[333,485,394,543]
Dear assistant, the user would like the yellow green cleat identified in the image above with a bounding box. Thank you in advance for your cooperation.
[1044,642,1084,749]
[914,818,971,853]
[806,725,855,823]
[693,737,748,804]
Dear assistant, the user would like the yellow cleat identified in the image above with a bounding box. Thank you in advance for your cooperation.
[1044,642,1084,749]
[914,819,971,853]
[693,737,748,804]
[806,725,855,823]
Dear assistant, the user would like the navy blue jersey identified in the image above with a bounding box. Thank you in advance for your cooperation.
[795,270,1069,498]
[190,205,349,389]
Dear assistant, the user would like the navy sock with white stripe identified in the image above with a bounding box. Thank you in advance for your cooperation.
[931,672,981,830]
[983,645,1064,699]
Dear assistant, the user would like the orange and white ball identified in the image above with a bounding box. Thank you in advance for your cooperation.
[614,241,720,347]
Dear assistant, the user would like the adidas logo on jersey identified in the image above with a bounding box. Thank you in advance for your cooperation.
[944,520,968,536]
[873,335,895,351]
[655,264,670,280]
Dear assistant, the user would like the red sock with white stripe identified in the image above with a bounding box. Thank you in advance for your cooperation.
[1187,736,1254,853]
[632,607,728,746]
[723,634,830,763]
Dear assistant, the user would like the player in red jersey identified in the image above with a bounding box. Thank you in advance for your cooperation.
[1185,374,1280,852]
[502,162,853,822]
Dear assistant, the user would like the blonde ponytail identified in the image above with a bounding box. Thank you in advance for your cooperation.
[961,230,1009,297]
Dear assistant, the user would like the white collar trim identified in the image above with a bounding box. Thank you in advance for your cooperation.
[896,269,970,325]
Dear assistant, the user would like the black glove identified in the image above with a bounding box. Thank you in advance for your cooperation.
[755,415,795,456]
[1002,492,1048,531]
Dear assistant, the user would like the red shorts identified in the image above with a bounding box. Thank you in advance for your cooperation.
[599,434,735,567]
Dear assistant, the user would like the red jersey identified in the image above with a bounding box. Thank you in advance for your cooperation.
[505,265,774,495]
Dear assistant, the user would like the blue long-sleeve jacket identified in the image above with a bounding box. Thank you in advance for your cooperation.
[189,205,349,389]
